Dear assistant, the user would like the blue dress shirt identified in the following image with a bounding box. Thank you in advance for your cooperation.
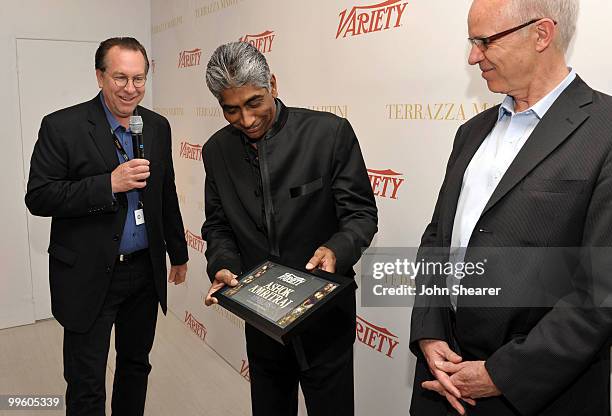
[100,93,149,254]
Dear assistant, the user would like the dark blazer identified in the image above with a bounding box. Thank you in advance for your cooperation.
[410,76,612,416]
[202,100,378,368]
[25,95,188,333]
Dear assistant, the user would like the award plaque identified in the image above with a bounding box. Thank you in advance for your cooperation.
[215,260,357,345]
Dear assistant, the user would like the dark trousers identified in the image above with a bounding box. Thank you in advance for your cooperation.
[248,340,354,416]
[63,252,158,416]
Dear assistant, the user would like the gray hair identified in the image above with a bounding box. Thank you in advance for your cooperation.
[205,41,271,100]
[504,0,579,53]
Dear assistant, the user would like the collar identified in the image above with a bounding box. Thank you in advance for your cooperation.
[498,67,577,120]
[99,92,125,133]
[241,98,288,145]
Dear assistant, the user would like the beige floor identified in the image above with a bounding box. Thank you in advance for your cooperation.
[0,310,251,415]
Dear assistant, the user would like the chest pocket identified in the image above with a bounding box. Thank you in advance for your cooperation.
[521,178,587,194]
[290,176,324,198]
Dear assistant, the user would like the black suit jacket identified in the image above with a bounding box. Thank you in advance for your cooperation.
[202,100,378,368]
[25,95,188,333]
[410,76,612,416]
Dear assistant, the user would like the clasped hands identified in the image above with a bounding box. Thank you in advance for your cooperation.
[204,246,336,306]
[419,339,501,415]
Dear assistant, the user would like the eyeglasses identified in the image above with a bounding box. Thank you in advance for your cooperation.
[103,71,147,88]
[468,18,556,50]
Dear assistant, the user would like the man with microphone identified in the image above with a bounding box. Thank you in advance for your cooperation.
[26,37,188,416]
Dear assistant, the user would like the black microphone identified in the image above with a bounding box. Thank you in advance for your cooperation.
[129,114,144,159]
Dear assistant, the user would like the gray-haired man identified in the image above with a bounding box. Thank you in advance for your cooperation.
[200,42,377,415]
[410,1,612,415]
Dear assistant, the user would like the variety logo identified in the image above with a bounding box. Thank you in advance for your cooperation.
[336,0,408,39]
[184,310,207,342]
[239,359,250,382]
[151,59,156,74]
[356,315,400,358]
[367,168,405,199]
[185,229,205,253]
[239,30,275,53]
[179,141,203,161]
[178,48,202,68]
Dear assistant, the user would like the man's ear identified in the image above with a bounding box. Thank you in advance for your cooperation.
[95,69,104,89]
[270,74,278,98]
[535,18,556,52]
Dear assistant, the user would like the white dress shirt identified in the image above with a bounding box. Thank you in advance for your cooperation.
[448,69,577,308]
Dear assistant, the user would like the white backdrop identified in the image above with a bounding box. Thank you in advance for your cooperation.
[150,0,612,414]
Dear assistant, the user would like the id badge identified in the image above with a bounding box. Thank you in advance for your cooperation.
[135,209,145,225]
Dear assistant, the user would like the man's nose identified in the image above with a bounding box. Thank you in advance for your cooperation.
[123,79,137,94]
[468,43,485,65]
[240,110,256,128]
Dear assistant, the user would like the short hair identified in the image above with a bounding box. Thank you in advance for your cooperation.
[95,37,150,74]
[205,41,271,101]
[504,0,579,53]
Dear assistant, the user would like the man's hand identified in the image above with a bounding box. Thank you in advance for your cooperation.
[168,263,187,285]
[432,360,501,399]
[111,159,150,193]
[419,339,475,415]
[305,246,336,273]
[204,269,238,306]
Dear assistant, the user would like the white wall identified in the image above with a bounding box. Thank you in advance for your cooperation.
[0,0,152,329]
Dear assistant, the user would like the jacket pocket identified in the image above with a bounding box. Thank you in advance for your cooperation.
[48,242,77,266]
[521,178,587,194]
[290,176,324,198]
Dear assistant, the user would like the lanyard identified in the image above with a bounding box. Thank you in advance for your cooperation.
[112,133,131,163]
[111,130,144,208]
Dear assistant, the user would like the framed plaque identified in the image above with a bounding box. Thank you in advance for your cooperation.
[215,260,357,345]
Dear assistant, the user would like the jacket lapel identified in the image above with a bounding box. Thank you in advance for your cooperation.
[88,95,120,172]
[480,76,592,217]
[136,104,154,163]
[441,107,499,245]
[138,107,155,199]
